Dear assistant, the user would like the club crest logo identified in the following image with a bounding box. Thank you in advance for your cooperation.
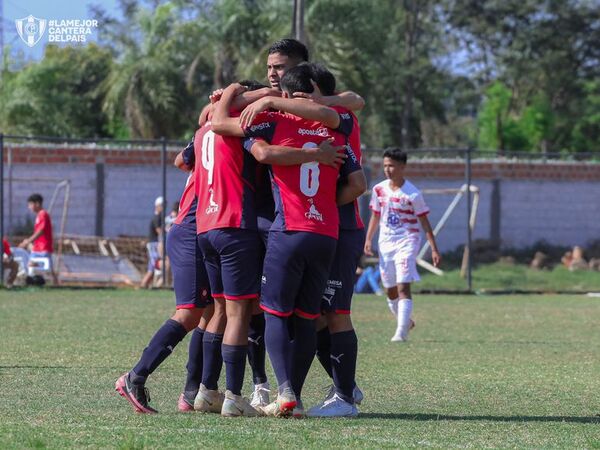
[15,15,47,47]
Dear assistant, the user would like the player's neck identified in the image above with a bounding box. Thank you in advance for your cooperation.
[388,177,405,190]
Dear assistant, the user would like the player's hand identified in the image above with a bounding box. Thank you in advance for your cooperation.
[18,239,29,249]
[292,80,326,104]
[364,241,374,256]
[209,88,224,104]
[198,104,213,126]
[239,97,270,129]
[315,138,347,167]
[431,249,441,267]
[226,83,248,97]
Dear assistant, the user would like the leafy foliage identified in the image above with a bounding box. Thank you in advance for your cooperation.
[0,0,597,151]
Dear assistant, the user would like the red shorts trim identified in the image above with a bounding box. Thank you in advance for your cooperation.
[416,210,429,217]
[212,293,225,298]
[260,304,293,317]
[294,308,320,320]
[175,303,198,310]
[334,309,351,315]
[225,293,259,301]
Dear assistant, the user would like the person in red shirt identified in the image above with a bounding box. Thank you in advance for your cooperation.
[191,79,346,417]
[19,193,57,285]
[211,65,360,417]
[116,112,217,415]
[2,238,19,288]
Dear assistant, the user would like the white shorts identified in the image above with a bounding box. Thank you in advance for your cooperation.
[378,235,421,288]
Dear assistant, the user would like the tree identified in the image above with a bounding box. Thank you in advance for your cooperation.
[444,0,600,152]
[0,44,112,137]
[102,3,190,139]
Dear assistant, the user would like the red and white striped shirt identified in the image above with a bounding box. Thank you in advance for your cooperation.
[369,179,429,239]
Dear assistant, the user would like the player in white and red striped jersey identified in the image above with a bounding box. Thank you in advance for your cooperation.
[364,148,441,342]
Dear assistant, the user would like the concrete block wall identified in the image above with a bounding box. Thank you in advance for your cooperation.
[2,144,599,252]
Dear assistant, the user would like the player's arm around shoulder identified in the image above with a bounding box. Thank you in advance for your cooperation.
[265,97,341,129]
[293,85,365,112]
[210,83,248,137]
[249,138,346,167]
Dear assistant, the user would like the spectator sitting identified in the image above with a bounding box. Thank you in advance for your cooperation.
[18,193,58,285]
[3,238,19,288]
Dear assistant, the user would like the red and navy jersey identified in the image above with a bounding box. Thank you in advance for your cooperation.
[33,209,53,253]
[193,122,257,234]
[173,171,197,227]
[332,106,364,231]
[245,111,353,239]
[2,238,11,257]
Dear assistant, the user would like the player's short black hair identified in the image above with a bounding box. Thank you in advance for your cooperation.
[279,63,314,96]
[238,79,268,91]
[27,193,43,204]
[383,148,408,164]
[268,38,309,62]
[308,63,336,96]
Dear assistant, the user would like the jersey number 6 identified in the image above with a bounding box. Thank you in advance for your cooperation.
[300,142,320,197]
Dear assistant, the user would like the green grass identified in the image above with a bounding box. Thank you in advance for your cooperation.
[1,289,599,449]
[418,262,600,292]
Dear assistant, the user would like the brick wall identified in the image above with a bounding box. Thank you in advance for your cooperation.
[2,145,599,251]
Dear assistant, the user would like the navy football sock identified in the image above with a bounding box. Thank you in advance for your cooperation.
[290,316,317,400]
[264,313,292,394]
[330,329,358,404]
[183,327,205,398]
[247,313,268,384]
[316,327,333,379]
[222,344,248,396]
[131,319,187,384]
[201,331,224,390]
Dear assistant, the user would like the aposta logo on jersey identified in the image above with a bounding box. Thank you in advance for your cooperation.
[298,127,329,137]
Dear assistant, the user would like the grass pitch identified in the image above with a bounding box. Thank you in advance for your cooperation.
[0,289,599,449]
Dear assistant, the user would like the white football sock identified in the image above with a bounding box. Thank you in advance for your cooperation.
[386,297,399,317]
[395,299,413,340]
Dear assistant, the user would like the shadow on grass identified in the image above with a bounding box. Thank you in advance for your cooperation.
[360,413,600,424]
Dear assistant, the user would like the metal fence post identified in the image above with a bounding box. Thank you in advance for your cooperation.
[0,133,4,286]
[465,147,473,292]
[161,137,167,287]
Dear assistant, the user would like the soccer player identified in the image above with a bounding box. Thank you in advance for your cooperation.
[302,64,367,418]
[206,40,365,407]
[19,193,57,285]
[212,65,357,418]
[364,148,441,342]
[115,141,213,414]
[266,38,365,111]
[193,80,345,417]
[243,63,367,417]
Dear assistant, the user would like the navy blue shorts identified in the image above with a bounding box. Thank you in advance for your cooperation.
[322,229,365,314]
[257,215,273,248]
[197,228,262,301]
[261,231,337,319]
[166,223,212,309]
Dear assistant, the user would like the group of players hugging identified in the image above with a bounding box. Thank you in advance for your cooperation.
[116,38,441,418]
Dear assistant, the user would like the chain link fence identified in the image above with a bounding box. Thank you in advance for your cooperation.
[2,134,599,292]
